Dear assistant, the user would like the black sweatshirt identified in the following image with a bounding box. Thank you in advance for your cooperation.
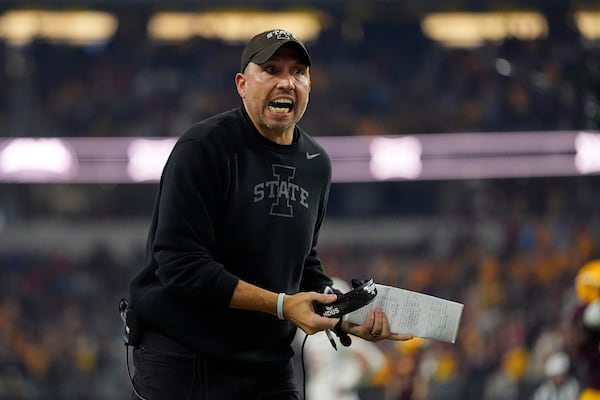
[129,106,334,371]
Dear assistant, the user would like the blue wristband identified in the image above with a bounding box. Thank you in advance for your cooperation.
[277,293,286,320]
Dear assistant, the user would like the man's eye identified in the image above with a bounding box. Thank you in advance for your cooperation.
[264,66,277,74]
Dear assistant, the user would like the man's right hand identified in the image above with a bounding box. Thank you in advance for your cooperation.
[284,292,339,334]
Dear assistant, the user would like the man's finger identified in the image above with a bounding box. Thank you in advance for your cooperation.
[389,333,414,341]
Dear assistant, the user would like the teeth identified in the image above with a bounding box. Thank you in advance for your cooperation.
[269,98,292,113]
[269,106,289,113]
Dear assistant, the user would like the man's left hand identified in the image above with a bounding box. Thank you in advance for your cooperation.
[341,307,413,342]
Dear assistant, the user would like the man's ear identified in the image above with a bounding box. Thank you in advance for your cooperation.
[235,73,246,99]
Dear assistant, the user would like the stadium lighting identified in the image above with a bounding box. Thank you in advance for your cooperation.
[0,10,117,46]
[0,131,597,184]
[369,136,422,180]
[127,138,177,182]
[421,11,548,48]
[147,10,324,43]
[575,131,600,174]
[574,11,600,40]
[0,138,77,181]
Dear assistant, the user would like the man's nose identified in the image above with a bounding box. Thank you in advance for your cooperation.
[277,73,295,90]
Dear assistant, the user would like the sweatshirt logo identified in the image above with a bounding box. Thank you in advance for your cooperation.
[253,164,308,217]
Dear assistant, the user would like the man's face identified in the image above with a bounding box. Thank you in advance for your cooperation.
[236,44,311,143]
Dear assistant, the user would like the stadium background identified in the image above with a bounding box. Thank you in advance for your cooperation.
[0,0,599,398]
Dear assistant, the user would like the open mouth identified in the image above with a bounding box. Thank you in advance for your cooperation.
[268,98,293,114]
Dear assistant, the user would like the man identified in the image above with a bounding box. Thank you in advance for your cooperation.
[569,260,600,400]
[126,29,411,400]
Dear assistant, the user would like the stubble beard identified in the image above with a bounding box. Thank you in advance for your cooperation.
[263,106,306,134]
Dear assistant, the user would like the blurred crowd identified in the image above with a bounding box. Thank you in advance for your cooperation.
[0,246,133,399]
[0,10,598,139]
[0,176,599,399]
[320,214,597,400]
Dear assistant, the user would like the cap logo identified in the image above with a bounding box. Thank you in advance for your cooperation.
[266,29,294,41]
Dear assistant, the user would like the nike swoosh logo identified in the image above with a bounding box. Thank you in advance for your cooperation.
[306,152,321,160]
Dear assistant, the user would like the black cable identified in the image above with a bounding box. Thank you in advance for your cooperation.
[125,344,149,400]
[301,334,309,400]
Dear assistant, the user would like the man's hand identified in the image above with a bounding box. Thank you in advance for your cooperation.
[284,291,339,335]
[229,280,338,334]
[341,307,413,342]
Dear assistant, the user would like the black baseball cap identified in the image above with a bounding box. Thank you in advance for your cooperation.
[240,29,311,72]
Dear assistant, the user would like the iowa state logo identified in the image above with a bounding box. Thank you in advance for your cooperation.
[253,164,308,217]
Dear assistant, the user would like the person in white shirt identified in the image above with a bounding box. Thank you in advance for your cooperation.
[531,352,580,400]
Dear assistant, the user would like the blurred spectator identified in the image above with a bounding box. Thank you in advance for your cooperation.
[417,343,463,400]
[530,351,579,400]
[482,346,533,400]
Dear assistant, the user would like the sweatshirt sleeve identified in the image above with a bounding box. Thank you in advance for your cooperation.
[151,138,239,308]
